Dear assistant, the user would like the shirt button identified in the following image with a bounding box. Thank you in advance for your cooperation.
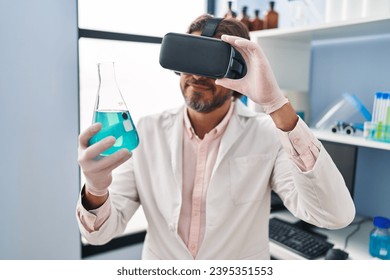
[293,138,300,145]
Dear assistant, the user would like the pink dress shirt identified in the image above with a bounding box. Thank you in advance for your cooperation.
[178,102,235,257]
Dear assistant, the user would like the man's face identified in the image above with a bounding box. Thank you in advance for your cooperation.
[179,31,233,113]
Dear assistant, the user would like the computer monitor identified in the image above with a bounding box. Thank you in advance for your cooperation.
[321,140,357,198]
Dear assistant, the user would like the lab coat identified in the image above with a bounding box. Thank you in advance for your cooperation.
[78,101,355,259]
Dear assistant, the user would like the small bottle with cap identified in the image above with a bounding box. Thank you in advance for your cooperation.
[369,216,390,259]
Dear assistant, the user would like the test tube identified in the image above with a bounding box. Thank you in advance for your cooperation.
[376,93,390,140]
[384,93,390,141]
[380,93,389,123]
[385,93,390,123]
[372,92,382,123]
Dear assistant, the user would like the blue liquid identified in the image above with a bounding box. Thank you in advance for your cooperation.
[88,110,139,156]
[369,234,390,259]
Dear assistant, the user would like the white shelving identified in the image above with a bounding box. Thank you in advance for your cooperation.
[312,129,390,151]
[249,16,390,151]
[250,15,390,43]
[249,15,390,92]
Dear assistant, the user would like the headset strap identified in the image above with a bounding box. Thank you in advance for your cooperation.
[201,17,224,37]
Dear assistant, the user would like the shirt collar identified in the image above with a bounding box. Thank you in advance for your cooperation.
[183,100,235,140]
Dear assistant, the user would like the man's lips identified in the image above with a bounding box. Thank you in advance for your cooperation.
[187,82,213,90]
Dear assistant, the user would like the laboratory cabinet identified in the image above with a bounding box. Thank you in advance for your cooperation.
[249,15,390,218]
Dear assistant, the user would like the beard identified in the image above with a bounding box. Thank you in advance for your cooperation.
[181,78,233,113]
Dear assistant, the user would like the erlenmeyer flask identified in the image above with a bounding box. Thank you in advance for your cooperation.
[89,62,139,156]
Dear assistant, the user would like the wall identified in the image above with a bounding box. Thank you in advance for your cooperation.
[77,0,206,259]
[0,0,80,259]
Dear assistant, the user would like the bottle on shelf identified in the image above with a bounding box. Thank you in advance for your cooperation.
[238,6,251,30]
[250,9,264,31]
[224,0,237,19]
[369,216,390,260]
[264,1,279,29]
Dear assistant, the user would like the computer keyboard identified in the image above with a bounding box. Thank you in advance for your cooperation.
[269,217,334,259]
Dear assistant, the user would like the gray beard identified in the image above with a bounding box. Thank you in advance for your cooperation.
[184,91,232,113]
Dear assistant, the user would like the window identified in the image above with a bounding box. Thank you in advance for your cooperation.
[78,0,208,257]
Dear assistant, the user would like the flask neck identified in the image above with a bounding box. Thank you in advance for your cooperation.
[98,62,118,88]
[95,62,127,112]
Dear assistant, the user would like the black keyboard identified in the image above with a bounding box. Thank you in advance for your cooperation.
[269,217,334,259]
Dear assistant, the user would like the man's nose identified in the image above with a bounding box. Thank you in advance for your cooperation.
[192,74,207,80]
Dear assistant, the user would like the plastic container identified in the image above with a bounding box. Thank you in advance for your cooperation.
[314,93,371,134]
[369,216,390,260]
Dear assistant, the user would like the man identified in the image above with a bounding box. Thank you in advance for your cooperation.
[76,14,355,259]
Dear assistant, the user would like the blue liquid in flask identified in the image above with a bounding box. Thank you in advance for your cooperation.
[89,110,139,156]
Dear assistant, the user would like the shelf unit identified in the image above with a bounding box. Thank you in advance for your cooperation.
[312,129,390,151]
[249,15,390,150]
[250,15,390,92]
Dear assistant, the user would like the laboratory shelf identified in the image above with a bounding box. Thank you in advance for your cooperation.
[312,129,390,151]
[250,15,390,43]
[248,15,390,93]
[249,15,390,152]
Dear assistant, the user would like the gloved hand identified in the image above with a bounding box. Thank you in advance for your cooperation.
[216,35,288,114]
[78,123,132,196]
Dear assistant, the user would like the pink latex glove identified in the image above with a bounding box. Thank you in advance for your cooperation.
[77,123,132,196]
[216,35,288,114]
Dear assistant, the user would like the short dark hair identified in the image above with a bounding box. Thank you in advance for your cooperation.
[187,14,250,100]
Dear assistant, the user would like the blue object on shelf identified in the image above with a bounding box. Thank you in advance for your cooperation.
[314,92,371,131]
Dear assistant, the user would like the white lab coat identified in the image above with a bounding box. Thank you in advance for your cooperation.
[78,101,355,259]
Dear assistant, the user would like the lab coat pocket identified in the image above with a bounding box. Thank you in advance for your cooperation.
[229,154,273,205]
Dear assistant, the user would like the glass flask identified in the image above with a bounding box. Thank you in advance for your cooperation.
[88,62,139,156]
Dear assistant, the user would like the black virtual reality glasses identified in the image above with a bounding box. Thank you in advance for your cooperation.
[159,18,247,80]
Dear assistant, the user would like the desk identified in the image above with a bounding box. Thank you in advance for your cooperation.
[270,210,376,260]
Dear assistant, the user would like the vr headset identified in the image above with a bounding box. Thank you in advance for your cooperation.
[159,18,247,79]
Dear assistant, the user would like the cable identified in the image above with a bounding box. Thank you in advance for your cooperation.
[343,217,372,250]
